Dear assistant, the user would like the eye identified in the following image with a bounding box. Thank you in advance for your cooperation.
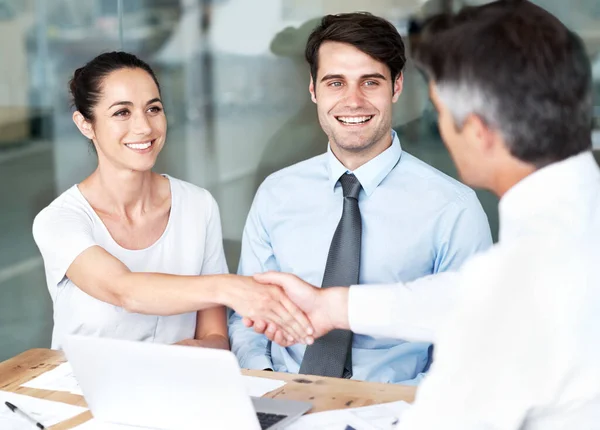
[328,81,343,88]
[147,106,163,114]
[113,109,130,117]
[364,80,379,86]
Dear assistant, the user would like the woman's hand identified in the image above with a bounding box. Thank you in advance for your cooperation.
[220,275,314,344]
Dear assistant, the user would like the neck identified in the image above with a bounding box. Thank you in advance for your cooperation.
[490,159,537,198]
[87,162,157,216]
[331,133,393,171]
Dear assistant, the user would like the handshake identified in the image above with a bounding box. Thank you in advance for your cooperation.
[224,272,350,347]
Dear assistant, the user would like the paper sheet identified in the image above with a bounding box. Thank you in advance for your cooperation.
[72,419,146,429]
[286,400,411,430]
[22,362,285,398]
[243,375,286,397]
[21,362,83,395]
[0,416,39,430]
[0,390,87,429]
[74,401,409,430]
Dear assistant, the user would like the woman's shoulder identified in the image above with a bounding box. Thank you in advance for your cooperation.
[32,186,95,239]
[35,186,92,219]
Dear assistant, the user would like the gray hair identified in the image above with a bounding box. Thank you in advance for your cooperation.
[414,1,593,167]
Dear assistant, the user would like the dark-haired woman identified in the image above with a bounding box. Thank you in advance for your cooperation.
[33,52,312,350]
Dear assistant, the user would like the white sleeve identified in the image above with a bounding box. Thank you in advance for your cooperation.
[199,192,229,275]
[32,205,97,288]
[348,271,460,342]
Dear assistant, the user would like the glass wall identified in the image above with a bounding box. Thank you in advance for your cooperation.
[1,0,599,361]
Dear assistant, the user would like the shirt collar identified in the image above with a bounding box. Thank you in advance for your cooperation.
[499,151,600,242]
[326,130,402,196]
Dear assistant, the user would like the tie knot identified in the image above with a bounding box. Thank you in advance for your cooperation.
[339,173,362,199]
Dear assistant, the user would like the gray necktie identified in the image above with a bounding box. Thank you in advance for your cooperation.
[299,173,362,378]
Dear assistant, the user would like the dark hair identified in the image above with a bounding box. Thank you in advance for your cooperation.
[69,51,161,122]
[305,12,406,86]
[414,0,593,167]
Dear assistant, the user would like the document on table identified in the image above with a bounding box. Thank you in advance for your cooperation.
[22,362,285,398]
[72,420,146,429]
[243,375,286,397]
[0,390,87,429]
[286,400,411,430]
[21,362,83,395]
[73,401,409,430]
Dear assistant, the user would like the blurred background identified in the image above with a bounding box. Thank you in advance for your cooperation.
[1,0,599,361]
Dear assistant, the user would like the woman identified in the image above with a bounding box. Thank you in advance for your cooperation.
[32,52,311,350]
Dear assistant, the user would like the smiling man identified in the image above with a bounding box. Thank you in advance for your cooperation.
[229,12,492,383]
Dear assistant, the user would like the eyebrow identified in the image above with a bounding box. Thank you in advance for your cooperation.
[320,74,344,82]
[319,73,388,83]
[108,98,162,109]
[361,73,387,81]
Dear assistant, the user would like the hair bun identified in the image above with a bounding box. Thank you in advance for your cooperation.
[72,66,85,82]
[69,51,160,121]
[69,67,85,102]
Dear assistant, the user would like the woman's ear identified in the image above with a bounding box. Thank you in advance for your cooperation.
[72,111,95,141]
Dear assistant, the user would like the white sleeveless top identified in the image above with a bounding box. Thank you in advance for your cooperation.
[32,175,228,349]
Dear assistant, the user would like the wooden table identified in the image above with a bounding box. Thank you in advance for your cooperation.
[0,349,416,429]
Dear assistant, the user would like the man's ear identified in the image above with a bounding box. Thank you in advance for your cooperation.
[392,72,404,103]
[462,113,496,154]
[72,111,95,141]
[309,74,317,104]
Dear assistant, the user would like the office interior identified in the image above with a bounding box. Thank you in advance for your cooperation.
[0,0,599,362]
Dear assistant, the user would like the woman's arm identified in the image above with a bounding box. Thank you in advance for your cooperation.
[66,246,312,343]
[176,307,229,350]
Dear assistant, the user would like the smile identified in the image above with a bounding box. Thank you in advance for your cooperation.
[124,140,155,151]
[335,115,373,125]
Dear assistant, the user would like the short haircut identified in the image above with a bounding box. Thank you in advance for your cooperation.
[414,0,593,167]
[305,12,406,85]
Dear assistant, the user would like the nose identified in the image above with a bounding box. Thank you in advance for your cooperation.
[131,111,152,136]
[344,85,365,109]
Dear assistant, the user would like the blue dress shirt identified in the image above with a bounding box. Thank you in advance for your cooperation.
[229,131,492,384]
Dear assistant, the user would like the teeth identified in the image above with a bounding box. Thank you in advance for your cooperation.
[126,141,152,150]
[337,116,372,124]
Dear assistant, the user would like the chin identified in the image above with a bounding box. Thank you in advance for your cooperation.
[128,160,158,173]
[335,136,375,152]
[338,143,370,153]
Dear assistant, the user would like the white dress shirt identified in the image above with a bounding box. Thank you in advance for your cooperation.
[349,151,600,429]
[33,176,228,349]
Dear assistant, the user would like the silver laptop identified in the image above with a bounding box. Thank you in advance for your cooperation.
[63,335,311,430]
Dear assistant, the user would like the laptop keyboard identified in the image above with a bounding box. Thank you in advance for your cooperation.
[257,412,287,429]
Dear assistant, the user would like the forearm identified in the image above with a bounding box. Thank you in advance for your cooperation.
[346,272,459,342]
[321,287,350,331]
[118,273,234,315]
[193,334,230,350]
[194,306,228,350]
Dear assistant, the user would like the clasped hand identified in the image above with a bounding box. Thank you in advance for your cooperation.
[239,272,343,347]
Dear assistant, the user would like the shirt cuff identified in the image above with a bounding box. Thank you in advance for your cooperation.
[239,354,273,371]
[348,284,397,336]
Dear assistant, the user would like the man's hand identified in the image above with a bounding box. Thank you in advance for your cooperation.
[220,274,314,344]
[245,272,350,346]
